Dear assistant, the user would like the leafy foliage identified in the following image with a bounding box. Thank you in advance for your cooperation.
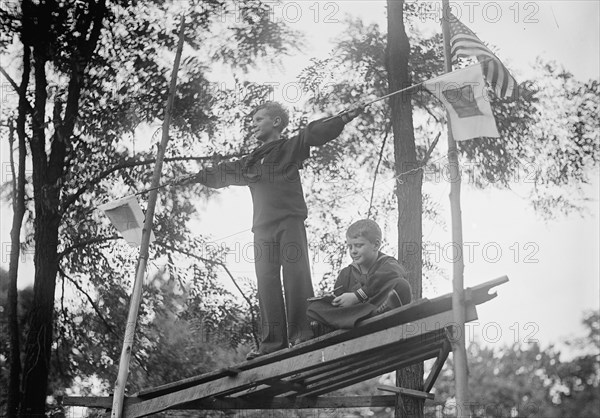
[431,311,599,418]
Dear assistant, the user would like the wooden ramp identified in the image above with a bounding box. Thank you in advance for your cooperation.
[62,276,508,417]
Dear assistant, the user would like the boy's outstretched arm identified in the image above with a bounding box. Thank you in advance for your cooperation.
[175,160,250,189]
[304,104,365,147]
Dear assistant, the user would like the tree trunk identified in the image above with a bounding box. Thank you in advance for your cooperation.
[17,1,106,414]
[7,43,30,418]
[386,1,424,417]
[19,30,55,415]
[7,94,26,418]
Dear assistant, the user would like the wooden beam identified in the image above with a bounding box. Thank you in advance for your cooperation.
[261,378,306,393]
[220,367,241,377]
[134,275,505,400]
[238,336,442,399]
[297,336,444,393]
[63,395,398,410]
[424,338,451,392]
[378,385,435,400]
[300,348,441,398]
[124,308,469,417]
[135,297,434,398]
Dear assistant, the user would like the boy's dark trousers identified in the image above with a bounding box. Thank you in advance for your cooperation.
[253,217,314,353]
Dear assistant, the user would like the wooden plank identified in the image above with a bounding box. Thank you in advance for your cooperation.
[424,338,451,392]
[134,274,507,401]
[232,346,401,398]
[227,329,446,399]
[124,308,464,417]
[221,320,444,401]
[262,378,305,393]
[63,395,398,410]
[300,348,441,398]
[237,342,416,399]
[464,275,508,304]
[378,385,435,400]
[131,277,507,401]
[134,297,435,399]
[296,334,445,392]
[299,305,477,398]
[220,367,241,377]
[62,396,129,409]
[193,394,398,409]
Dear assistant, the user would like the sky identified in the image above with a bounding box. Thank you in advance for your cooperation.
[1,1,598,352]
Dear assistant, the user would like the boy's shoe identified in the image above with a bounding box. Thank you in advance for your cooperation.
[290,335,314,347]
[375,289,403,315]
[245,345,286,360]
[245,348,264,361]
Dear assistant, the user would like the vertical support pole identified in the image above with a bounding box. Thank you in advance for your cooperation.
[111,16,186,418]
[440,2,469,417]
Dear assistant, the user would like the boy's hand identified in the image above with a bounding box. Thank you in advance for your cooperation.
[332,292,359,307]
[174,172,201,186]
[340,103,366,124]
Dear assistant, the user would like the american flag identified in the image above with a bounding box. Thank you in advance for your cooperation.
[447,13,517,99]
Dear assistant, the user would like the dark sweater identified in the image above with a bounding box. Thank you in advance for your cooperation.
[197,116,346,230]
[307,253,412,329]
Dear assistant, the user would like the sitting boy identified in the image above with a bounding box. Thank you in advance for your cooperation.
[307,219,412,331]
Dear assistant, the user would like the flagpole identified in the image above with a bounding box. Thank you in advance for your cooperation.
[110,16,186,418]
[441,1,470,417]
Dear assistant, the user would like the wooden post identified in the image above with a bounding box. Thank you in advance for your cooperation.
[111,16,186,418]
[440,2,469,417]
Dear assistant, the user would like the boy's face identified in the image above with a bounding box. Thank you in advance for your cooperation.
[252,109,281,141]
[346,235,380,270]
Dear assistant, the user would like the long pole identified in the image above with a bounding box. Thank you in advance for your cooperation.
[111,16,186,417]
[440,2,469,417]
[324,60,490,123]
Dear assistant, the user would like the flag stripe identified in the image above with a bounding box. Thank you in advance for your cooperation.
[447,14,517,99]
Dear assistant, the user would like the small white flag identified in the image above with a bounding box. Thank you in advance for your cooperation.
[423,64,500,141]
[99,195,155,247]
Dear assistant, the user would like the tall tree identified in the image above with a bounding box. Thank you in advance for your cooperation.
[387,1,424,416]
[17,1,107,414]
[5,109,26,418]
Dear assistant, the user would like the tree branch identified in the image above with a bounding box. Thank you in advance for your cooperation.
[57,267,148,371]
[57,235,121,259]
[368,122,391,219]
[422,132,441,166]
[217,263,260,348]
[414,95,441,124]
[155,241,260,347]
[0,65,24,100]
[58,267,118,338]
[61,152,245,211]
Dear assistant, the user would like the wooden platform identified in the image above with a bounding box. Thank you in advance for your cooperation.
[62,276,508,417]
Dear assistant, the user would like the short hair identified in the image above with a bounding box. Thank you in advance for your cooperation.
[253,101,289,132]
[346,219,382,244]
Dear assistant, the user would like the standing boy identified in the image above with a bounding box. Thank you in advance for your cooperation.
[307,219,412,330]
[186,102,362,359]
